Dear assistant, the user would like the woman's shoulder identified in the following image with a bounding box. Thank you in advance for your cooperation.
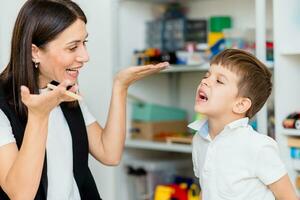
[0,108,15,147]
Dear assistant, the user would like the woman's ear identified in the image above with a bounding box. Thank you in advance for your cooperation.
[32,44,40,63]
[233,97,252,115]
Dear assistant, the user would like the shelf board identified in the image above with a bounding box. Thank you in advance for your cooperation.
[283,129,300,136]
[292,159,300,171]
[125,139,192,153]
[161,61,273,73]
[121,0,198,3]
[161,63,209,73]
[280,49,300,55]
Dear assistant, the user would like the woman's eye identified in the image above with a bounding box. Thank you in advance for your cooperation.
[69,46,77,51]
[83,40,88,46]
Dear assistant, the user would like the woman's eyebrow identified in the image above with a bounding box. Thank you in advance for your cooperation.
[66,33,89,45]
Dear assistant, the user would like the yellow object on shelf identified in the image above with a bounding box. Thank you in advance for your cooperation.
[188,184,201,200]
[296,176,300,189]
[154,185,174,200]
[208,32,224,47]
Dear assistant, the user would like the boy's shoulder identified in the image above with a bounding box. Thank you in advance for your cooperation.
[234,127,278,150]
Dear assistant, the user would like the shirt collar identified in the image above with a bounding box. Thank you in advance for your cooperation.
[188,119,210,141]
[188,117,249,141]
[226,117,249,129]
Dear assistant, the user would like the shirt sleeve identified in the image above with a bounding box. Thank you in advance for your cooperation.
[0,109,15,147]
[79,101,96,126]
[255,138,286,185]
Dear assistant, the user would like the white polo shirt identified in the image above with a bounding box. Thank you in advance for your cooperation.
[189,118,286,200]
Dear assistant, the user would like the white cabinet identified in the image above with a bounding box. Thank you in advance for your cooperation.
[274,0,300,192]
[113,0,274,199]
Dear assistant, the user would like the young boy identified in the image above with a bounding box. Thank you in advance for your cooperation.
[189,49,298,200]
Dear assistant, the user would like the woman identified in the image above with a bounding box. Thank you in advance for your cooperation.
[0,0,168,199]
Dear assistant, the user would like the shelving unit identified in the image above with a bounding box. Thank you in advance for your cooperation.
[113,0,274,199]
[115,0,273,128]
[274,0,300,192]
[125,139,192,153]
[283,129,300,137]
[162,61,274,73]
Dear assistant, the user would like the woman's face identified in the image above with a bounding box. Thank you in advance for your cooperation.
[34,19,89,88]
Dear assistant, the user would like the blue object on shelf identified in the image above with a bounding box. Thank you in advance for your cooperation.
[290,147,300,159]
[132,102,187,122]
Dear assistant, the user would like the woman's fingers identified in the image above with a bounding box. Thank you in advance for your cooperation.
[136,62,169,77]
[20,85,30,103]
[114,62,170,89]
[67,84,79,94]
[134,62,169,72]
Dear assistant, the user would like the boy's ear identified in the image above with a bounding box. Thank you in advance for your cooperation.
[233,97,252,115]
[32,44,40,63]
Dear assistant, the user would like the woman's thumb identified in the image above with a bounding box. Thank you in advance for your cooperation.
[20,85,30,102]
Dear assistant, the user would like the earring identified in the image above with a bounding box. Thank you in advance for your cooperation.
[34,62,39,68]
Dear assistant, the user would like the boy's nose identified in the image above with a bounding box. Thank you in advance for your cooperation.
[201,79,209,87]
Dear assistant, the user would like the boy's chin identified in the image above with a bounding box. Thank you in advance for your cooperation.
[194,105,207,114]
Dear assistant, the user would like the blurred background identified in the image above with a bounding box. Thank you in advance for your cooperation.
[2,0,300,200]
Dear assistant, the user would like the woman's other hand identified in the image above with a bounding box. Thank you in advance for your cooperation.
[20,80,75,118]
[114,62,169,90]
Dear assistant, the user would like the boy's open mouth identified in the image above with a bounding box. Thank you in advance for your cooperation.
[198,91,208,101]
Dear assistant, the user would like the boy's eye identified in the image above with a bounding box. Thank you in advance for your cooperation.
[217,79,224,84]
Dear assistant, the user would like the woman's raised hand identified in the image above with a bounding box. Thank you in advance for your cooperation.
[114,62,169,90]
[20,80,77,118]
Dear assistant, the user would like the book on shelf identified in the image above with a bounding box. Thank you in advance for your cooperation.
[290,147,300,159]
[287,137,300,148]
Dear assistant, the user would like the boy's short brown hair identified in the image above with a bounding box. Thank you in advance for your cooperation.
[210,49,272,118]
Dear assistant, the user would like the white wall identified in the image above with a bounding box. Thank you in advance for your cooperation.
[74,1,116,200]
[1,1,116,200]
[0,1,24,70]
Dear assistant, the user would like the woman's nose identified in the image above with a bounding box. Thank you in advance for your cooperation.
[76,46,89,63]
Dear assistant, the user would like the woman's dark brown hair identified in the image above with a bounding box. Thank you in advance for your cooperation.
[0,0,87,119]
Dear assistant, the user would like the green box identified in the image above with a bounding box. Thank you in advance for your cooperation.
[132,103,187,122]
[210,16,232,32]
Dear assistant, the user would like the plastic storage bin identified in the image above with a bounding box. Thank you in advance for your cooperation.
[124,157,191,200]
[132,102,187,122]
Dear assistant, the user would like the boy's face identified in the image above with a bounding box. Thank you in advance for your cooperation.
[194,64,240,117]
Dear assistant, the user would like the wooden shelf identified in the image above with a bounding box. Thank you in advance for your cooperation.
[161,61,273,73]
[280,50,300,55]
[292,159,300,171]
[121,0,197,3]
[283,129,300,136]
[161,63,209,73]
[125,139,192,153]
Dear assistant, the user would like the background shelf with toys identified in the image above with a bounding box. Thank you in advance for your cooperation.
[274,0,300,194]
[113,0,274,199]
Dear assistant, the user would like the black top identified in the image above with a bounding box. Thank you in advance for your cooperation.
[0,87,101,200]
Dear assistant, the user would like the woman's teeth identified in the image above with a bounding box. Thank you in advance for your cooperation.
[66,68,78,71]
[66,68,79,77]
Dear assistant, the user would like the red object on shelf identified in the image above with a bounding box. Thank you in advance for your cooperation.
[169,184,188,200]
